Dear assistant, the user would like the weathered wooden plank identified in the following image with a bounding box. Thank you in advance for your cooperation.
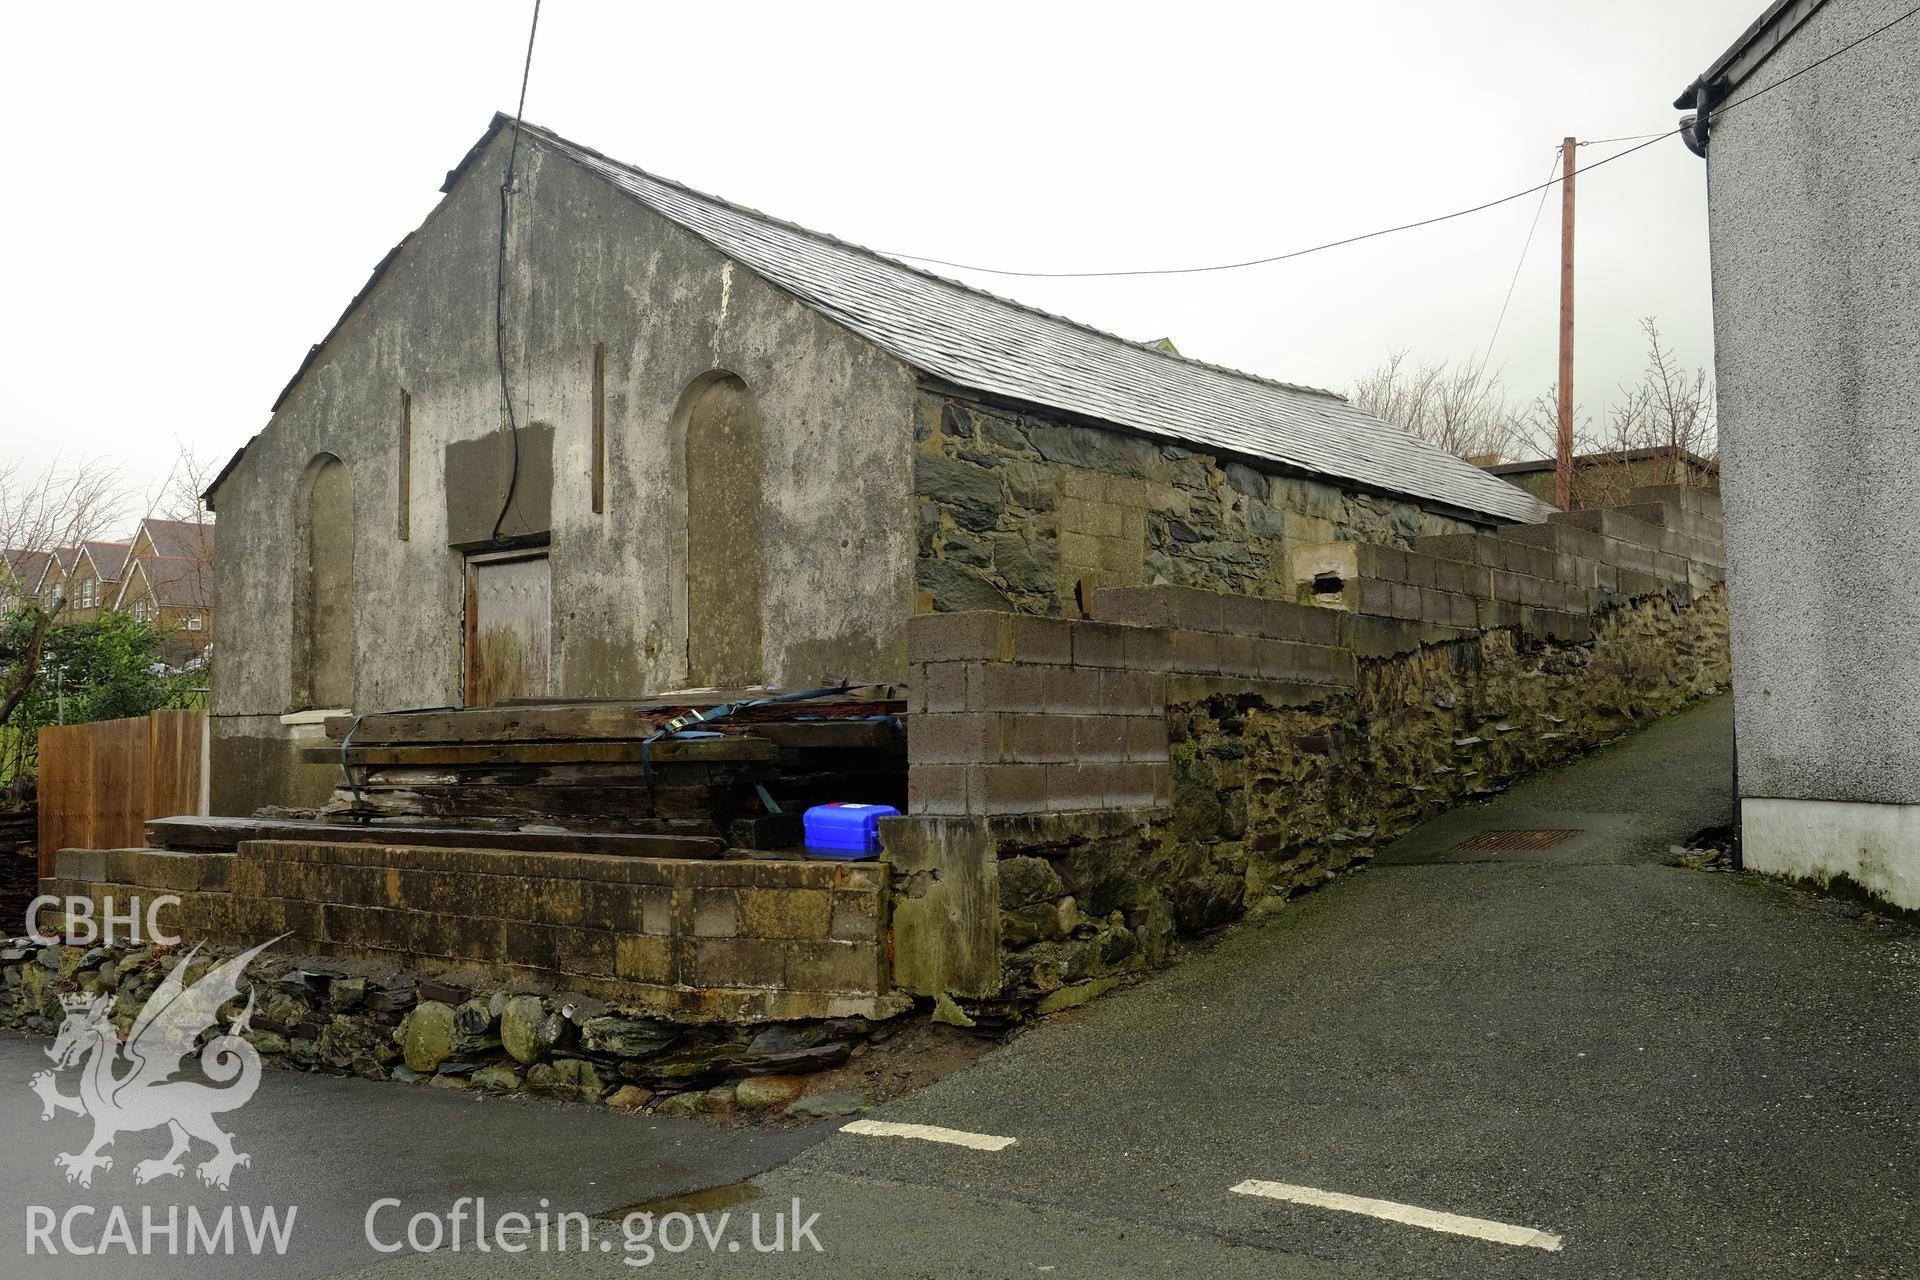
[338,782,723,823]
[325,706,664,744]
[144,815,727,859]
[747,720,901,750]
[324,693,907,744]
[351,763,746,788]
[489,684,905,709]
[299,736,777,767]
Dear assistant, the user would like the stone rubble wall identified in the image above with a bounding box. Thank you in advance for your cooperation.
[888,483,1731,1005]
[1,936,879,1118]
[912,392,1483,619]
[41,841,897,1023]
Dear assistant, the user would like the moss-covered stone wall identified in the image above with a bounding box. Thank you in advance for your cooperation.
[912,393,1484,619]
[980,584,1729,1009]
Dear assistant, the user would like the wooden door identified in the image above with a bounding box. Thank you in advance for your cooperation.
[465,552,551,707]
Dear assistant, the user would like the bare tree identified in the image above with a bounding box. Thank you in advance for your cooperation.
[1626,318,1716,473]
[1570,320,1718,508]
[0,459,127,730]
[1353,322,1716,507]
[1507,382,1575,463]
[1349,351,1522,461]
[140,442,218,580]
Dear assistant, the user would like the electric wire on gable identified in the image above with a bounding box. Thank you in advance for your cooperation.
[490,0,544,543]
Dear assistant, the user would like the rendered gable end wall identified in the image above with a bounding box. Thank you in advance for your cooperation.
[209,131,918,815]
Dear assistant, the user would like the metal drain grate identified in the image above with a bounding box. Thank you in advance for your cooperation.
[1453,828,1579,851]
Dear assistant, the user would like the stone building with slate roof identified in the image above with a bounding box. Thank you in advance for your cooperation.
[205,115,1555,813]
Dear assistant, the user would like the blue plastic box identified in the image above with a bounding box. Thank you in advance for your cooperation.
[802,803,899,859]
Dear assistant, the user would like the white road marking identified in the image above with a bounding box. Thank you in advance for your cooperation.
[839,1119,1017,1151]
[1230,1179,1563,1252]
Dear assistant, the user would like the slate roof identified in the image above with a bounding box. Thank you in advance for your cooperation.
[138,517,213,561]
[80,540,131,583]
[2,549,53,594]
[513,120,1554,524]
[127,555,213,609]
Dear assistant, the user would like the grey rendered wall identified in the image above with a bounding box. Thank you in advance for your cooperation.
[1704,0,1920,810]
[210,129,917,812]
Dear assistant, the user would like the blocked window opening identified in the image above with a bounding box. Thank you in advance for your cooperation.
[682,373,764,687]
[295,454,355,710]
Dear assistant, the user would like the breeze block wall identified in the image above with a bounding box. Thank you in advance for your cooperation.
[888,483,1730,1007]
[41,842,895,1023]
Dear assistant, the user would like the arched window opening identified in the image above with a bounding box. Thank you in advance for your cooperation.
[295,454,355,709]
[682,374,764,687]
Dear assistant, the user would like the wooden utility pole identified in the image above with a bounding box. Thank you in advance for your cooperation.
[1555,136,1576,510]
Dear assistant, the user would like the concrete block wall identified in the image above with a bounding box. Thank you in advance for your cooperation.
[44,842,893,1023]
[903,601,1354,817]
[1297,487,1725,641]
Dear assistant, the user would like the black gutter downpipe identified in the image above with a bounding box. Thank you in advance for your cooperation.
[1680,83,1713,158]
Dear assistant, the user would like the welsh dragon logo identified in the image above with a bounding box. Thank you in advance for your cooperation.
[29,937,282,1190]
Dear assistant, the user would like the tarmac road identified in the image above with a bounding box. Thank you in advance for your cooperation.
[0,1035,827,1279]
[4,696,1916,1278]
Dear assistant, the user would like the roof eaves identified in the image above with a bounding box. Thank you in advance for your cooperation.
[922,375,1529,526]
[108,557,144,612]
[1484,447,1720,476]
[1673,0,1828,109]
[203,438,253,509]
[441,111,516,194]
[269,234,413,414]
[227,114,522,496]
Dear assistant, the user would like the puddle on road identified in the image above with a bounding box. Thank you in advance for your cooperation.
[595,1180,762,1220]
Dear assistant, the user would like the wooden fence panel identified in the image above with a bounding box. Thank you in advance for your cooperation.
[35,724,93,877]
[88,716,149,855]
[147,709,207,821]
[35,709,208,876]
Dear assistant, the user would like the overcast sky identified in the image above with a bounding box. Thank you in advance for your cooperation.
[1,0,1758,527]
